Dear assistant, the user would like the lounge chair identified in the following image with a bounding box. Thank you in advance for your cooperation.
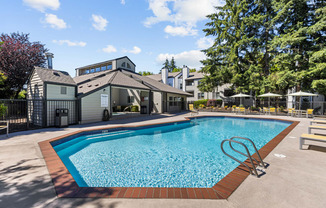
[300,134,326,149]
[0,121,9,137]
[189,104,198,116]
[306,109,314,118]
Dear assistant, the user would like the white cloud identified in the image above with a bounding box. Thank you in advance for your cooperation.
[23,0,60,12]
[91,14,108,31]
[164,25,197,36]
[196,37,214,49]
[120,0,126,5]
[102,45,117,53]
[53,40,86,47]
[156,50,206,69]
[43,13,67,29]
[144,0,223,36]
[123,46,142,54]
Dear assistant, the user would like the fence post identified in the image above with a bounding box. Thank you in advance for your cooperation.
[43,99,47,127]
[26,100,29,129]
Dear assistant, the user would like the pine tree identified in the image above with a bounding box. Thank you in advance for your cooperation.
[170,57,176,72]
[162,58,170,70]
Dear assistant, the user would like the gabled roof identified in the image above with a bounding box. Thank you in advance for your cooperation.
[76,68,190,97]
[34,67,76,85]
[184,72,205,80]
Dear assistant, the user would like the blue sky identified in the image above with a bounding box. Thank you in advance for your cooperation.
[1,0,224,76]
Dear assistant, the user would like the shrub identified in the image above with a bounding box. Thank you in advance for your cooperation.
[131,105,139,112]
[0,103,7,119]
[194,99,208,108]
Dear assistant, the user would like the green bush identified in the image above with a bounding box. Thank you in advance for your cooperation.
[0,103,7,119]
[194,99,208,108]
[131,105,139,112]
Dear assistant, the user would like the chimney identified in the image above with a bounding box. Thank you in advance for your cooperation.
[45,52,54,69]
[162,68,168,84]
[182,65,189,92]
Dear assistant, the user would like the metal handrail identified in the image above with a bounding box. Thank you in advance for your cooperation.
[221,139,259,177]
[229,136,266,168]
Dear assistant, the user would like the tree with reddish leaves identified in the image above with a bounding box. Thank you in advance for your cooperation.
[0,32,48,98]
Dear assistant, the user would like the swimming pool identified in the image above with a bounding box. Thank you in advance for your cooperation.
[52,117,291,188]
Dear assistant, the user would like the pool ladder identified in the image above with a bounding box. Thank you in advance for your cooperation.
[221,137,267,177]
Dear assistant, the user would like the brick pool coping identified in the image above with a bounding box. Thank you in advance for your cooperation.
[39,116,299,199]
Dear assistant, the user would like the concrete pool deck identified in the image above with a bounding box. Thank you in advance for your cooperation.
[1,112,326,208]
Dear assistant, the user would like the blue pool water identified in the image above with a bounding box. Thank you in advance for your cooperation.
[53,117,291,188]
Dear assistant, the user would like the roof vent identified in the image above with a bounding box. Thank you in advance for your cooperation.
[53,72,60,76]
[79,86,83,88]
[88,85,92,87]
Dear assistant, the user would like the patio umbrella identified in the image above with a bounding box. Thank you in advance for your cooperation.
[286,91,317,110]
[258,92,282,107]
[231,93,252,105]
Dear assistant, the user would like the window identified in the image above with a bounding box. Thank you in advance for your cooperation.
[169,96,173,106]
[224,89,234,97]
[128,96,134,103]
[121,62,126,67]
[127,63,131,69]
[85,69,90,74]
[186,81,194,86]
[198,92,204,99]
[95,67,100,72]
[180,83,183,89]
[61,86,67,95]
[189,91,194,97]
[101,66,106,71]
[90,68,95,73]
[107,64,112,70]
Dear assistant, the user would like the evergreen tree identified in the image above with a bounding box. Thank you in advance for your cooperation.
[170,57,177,72]
[162,58,170,70]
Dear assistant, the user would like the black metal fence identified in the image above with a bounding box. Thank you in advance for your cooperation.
[0,99,78,134]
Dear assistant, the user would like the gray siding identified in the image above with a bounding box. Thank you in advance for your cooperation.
[46,84,75,100]
[116,57,135,72]
[81,86,111,124]
[27,71,44,126]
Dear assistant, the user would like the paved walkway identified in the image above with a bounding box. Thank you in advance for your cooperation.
[1,112,326,208]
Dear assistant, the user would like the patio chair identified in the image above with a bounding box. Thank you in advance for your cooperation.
[306,109,314,118]
[269,107,276,115]
[287,108,295,116]
[0,121,9,137]
[300,134,326,149]
[239,107,246,114]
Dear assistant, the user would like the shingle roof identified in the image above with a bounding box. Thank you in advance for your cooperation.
[185,72,204,80]
[121,70,190,96]
[34,67,76,85]
[146,74,162,81]
[76,68,190,97]
[146,72,181,82]
[73,70,110,84]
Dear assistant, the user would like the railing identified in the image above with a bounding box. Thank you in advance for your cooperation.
[221,137,266,177]
[0,99,79,134]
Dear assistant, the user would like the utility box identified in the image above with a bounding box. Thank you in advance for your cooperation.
[55,109,69,127]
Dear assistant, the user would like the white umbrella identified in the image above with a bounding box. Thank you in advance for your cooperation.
[231,93,252,105]
[287,91,317,110]
[258,92,282,107]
